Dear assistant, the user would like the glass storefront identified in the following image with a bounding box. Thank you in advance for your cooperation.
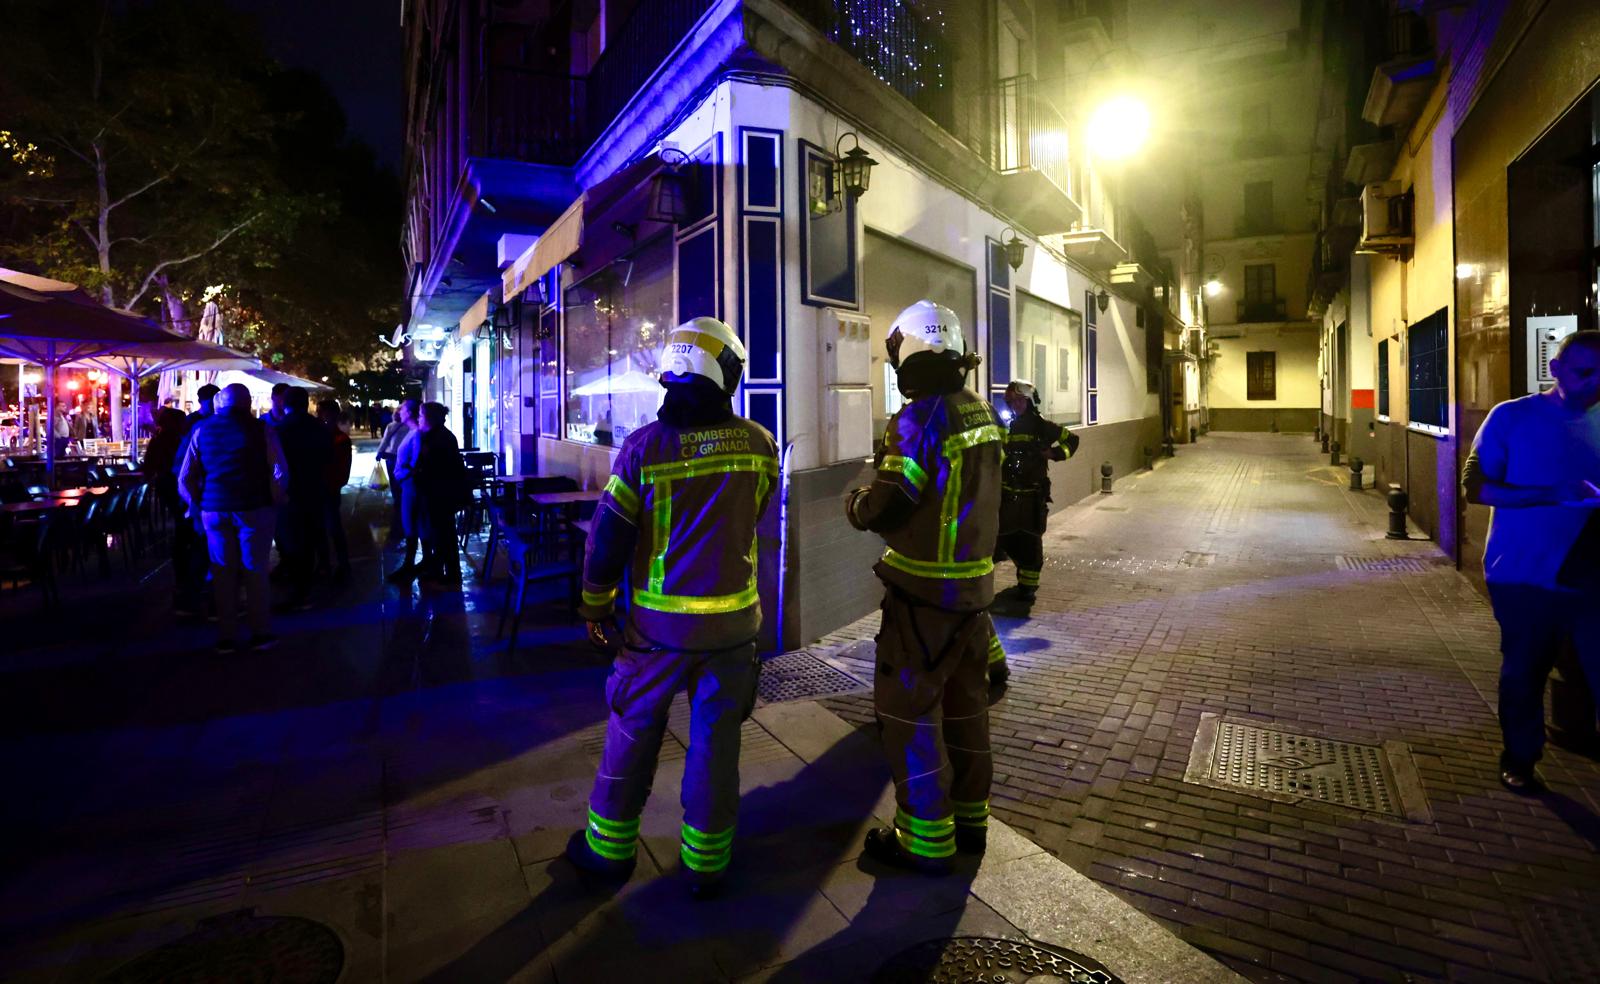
[1015,290,1083,424]
[562,234,674,446]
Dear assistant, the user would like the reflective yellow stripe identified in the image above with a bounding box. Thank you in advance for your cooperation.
[880,454,927,492]
[604,474,639,517]
[895,809,956,837]
[587,829,637,860]
[1017,569,1041,586]
[582,586,619,607]
[952,798,990,819]
[680,843,731,871]
[681,823,735,850]
[944,424,1002,454]
[648,479,671,593]
[632,580,759,614]
[939,448,963,562]
[881,549,993,579]
[639,452,777,483]
[987,632,1006,663]
[587,808,640,838]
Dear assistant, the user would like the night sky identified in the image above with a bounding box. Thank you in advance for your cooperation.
[229,0,403,171]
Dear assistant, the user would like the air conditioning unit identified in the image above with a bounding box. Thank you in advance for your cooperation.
[1358,181,1413,253]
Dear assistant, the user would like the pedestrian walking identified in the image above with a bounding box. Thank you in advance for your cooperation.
[168,385,220,615]
[844,300,1002,873]
[392,401,465,584]
[317,399,353,581]
[178,383,288,653]
[1463,329,1600,793]
[271,387,332,610]
[564,317,777,899]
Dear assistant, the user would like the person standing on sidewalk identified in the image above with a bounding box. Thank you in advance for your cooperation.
[381,399,420,570]
[169,385,220,616]
[317,399,353,581]
[394,401,465,584]
[179,383,288,653]
[844,300,1002,873]
[271,387,332,611]
[1463,330,1600,793]
[994,379,1078,603]
[565,317,777,900]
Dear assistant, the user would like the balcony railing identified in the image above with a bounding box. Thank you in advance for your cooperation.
[993,76,1071,199]
[584,0,716,138]
[790,0,955,132]
[471,66,588,165]
[1238,298,1287,323]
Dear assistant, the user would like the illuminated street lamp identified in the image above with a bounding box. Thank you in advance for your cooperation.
[1205,279,1224,297]
[1087,95,1151,159]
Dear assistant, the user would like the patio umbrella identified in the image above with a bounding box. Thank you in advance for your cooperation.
[69,337,261,458]
[0,268,186,483]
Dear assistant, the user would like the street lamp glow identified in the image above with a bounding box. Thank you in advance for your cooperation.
[1087,96,1151,159]
[1204,279,1224,297]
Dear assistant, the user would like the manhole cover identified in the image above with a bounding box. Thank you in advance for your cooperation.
[1335,555,1432,573]
[103,910,342,983]
[757,650,866,704]
[1183,714,1430,822]
[873,935,1122,983]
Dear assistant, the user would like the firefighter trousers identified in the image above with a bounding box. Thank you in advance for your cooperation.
[995,530,1044,589]
[586,629,759,874]
[874,590,994,860]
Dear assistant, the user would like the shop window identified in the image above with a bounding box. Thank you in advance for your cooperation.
[1407,308,1449,433]
[1247,351,1276,401]
[800,142,859,308]
[1376,338,1390,420]
[562,234,674,446]
[1016,290,1082,424]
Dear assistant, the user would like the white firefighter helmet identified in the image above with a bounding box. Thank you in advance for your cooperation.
[659,317,747,395]
[1005,379,1041,409]
[887,300,965,366]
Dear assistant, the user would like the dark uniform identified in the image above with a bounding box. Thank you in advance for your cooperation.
[848,389,1002,864]
[995,408,1076,593]
[577,415,779,879]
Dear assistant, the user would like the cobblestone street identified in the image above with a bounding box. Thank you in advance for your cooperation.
[822,432,1600,983]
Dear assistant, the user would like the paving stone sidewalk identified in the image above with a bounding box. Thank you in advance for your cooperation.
[820,432,1600,983]
[0,486,1236,982]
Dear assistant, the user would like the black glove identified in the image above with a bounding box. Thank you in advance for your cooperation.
[845,486,872,531]
[586,618,621,654]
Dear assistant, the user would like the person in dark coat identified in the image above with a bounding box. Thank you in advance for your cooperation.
[271,387,333,609]
[169,384,219,616]
[392,401,464,584]
[316,399,353,580]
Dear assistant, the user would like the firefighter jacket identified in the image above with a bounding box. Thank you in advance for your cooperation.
[847,388,1003,612]
[1001,409,1076,497]
[579,415,779,650]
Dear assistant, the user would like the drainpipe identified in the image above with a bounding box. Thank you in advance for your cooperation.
[773,441,795,658]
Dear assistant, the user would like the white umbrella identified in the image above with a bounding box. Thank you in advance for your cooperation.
[570,368,660,396]
[69,338,261,459]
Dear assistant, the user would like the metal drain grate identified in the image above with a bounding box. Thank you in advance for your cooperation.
[874,936,1122,984]
[104,910,342,983]
[1336,555,1432,574]
[757,650,866,704]
[1184,715,1430,821]
[1523,903,1600,981]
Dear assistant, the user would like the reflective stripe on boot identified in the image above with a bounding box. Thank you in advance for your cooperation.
[680,821,734,872]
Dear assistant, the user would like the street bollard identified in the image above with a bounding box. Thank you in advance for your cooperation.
[1349,457,1364,491]
[1100,461,1114,494]
[1162,436,1176,458]
[1330,440,1341,466]
[1143,446,1155,470]
[1321,432,1331,453]
[1190,426,1198,443]
[1386,484,1409,539]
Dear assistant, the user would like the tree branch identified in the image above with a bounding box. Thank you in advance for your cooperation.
[125,212,260,309]
[106,133,208,212]
[71,220,99,250]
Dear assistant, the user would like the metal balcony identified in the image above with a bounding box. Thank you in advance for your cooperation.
[470,67,588,166]
[1237,298,1288,323]
[990,75,1081,234]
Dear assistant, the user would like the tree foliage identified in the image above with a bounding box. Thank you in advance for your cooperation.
[0,0,399,380]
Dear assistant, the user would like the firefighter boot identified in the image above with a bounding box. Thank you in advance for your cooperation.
[863,826,954,876]
[564,828,636,885]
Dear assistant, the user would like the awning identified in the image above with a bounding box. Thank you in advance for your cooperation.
[502,195,585,300]
[458,292,490,342]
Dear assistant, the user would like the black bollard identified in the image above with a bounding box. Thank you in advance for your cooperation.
[1143,446,1155,470]
[1321,432,1331,453]
[1386,484,1409,539]
[1162,436,1175,458]
[1330,440,1341,467]
[1100,461,1114,494]
[1190,426,1198,443]
[1349,457,1364,491]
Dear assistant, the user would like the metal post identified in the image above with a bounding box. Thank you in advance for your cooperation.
[1143,446,1154,470]
[1100,461,1114,494]
[1321,432,1330,453]
[1386,484,1409,539]
[1349,457,1364,491]
[1162,436,1175,457]
[1330,440,1341,467]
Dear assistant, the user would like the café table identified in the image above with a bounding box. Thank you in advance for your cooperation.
[1,498,78,516]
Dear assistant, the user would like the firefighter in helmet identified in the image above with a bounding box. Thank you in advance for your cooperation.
[565,316,779,899]
[995,379,1078,604]
[845,299,1002,873]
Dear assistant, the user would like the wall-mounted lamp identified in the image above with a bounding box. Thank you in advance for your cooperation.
[645,148,693,225]
[492,304,514,331]
[1204,279,1223,297]
[834,132,877,199]
[1096,288,1111,313]
[999,227,1027,272]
